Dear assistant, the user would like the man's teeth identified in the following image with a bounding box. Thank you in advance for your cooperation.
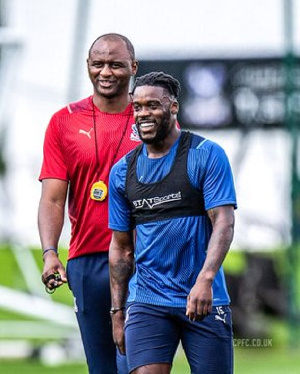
[140,122,154,129]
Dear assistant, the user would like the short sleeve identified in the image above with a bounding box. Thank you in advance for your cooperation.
[108,157,132,231]
[202,143,237,211]
[39,115,68,181]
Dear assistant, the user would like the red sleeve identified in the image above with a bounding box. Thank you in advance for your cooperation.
[39,111,69,181]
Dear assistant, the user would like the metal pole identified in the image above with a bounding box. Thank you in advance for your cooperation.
[283,0,300,347]
[67,0,92,102]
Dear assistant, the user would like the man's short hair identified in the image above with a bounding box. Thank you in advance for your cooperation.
[132,71,181,99]
[88,33,135,60]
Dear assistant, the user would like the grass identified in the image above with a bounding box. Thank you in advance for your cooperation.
[0,360,88,374]
[234,346,300,374]
[1,244,300,373]
[1,346,300,373]
[173,342,300,374]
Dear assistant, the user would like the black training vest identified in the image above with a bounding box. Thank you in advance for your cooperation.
[125,131,206,227]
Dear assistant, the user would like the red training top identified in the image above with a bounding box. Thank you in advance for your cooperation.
[39,96,140,259]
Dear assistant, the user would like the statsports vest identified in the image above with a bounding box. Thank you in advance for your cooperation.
[125,131,206,226]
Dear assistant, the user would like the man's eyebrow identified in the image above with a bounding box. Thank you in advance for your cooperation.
[162,96,174,102]
[132,99,162,104]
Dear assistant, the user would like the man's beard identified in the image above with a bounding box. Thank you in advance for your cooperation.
[138,110,171,145]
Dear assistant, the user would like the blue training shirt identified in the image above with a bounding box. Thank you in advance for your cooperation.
[109,132,237,308]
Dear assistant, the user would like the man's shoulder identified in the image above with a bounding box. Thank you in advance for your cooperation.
[125,143,143,162]
[189,132,223,153]
[68,97,91,113]
[112,144,142,176]
[52,97,91,118]
[189,132,206,148]
[110,154,130,183]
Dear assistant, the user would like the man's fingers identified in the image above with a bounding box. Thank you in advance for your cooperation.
[42,273,65,289]
[186,298,212,321]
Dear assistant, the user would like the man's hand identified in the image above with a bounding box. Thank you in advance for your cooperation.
[111,311,126,355]
[186,277,213,321]
[42,252,67,291]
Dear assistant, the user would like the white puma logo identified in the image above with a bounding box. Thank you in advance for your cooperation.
[79,128,94,139]
[215,315,227,324]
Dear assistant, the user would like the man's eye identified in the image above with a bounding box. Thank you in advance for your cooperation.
[149,104,159,110]
[110,63,123,68]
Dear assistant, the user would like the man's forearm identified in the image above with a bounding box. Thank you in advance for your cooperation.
[38,179,68,250]
[198,206,234,282]
[38,200,65,250]
[109,232,134,309]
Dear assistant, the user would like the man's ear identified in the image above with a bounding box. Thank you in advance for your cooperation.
[132,60,139,76]
[171,101,179,115]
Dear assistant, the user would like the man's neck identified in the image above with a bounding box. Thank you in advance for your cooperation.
[92,94,131,113]
[146,129,181,159]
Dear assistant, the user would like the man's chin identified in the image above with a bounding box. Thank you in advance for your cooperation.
[96,87,117,99]
[99,91,115,99]
[140,135,155,144]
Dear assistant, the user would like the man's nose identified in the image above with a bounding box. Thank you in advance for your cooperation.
[100,64,112,76]
[138,106,151,117]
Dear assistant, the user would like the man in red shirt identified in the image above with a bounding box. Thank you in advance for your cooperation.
[38,33,139,374]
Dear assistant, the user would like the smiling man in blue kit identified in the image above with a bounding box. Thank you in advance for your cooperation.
[109,71,237,374]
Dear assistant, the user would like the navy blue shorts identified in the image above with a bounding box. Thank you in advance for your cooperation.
[67,252,127,374]
[125,303,233,374]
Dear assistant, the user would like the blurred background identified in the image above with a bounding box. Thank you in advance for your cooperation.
[0,0,299,373]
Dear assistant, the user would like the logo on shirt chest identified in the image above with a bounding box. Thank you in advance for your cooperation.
[133,192,182,209]
[79,127,94,139]
[130,124,140,142]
